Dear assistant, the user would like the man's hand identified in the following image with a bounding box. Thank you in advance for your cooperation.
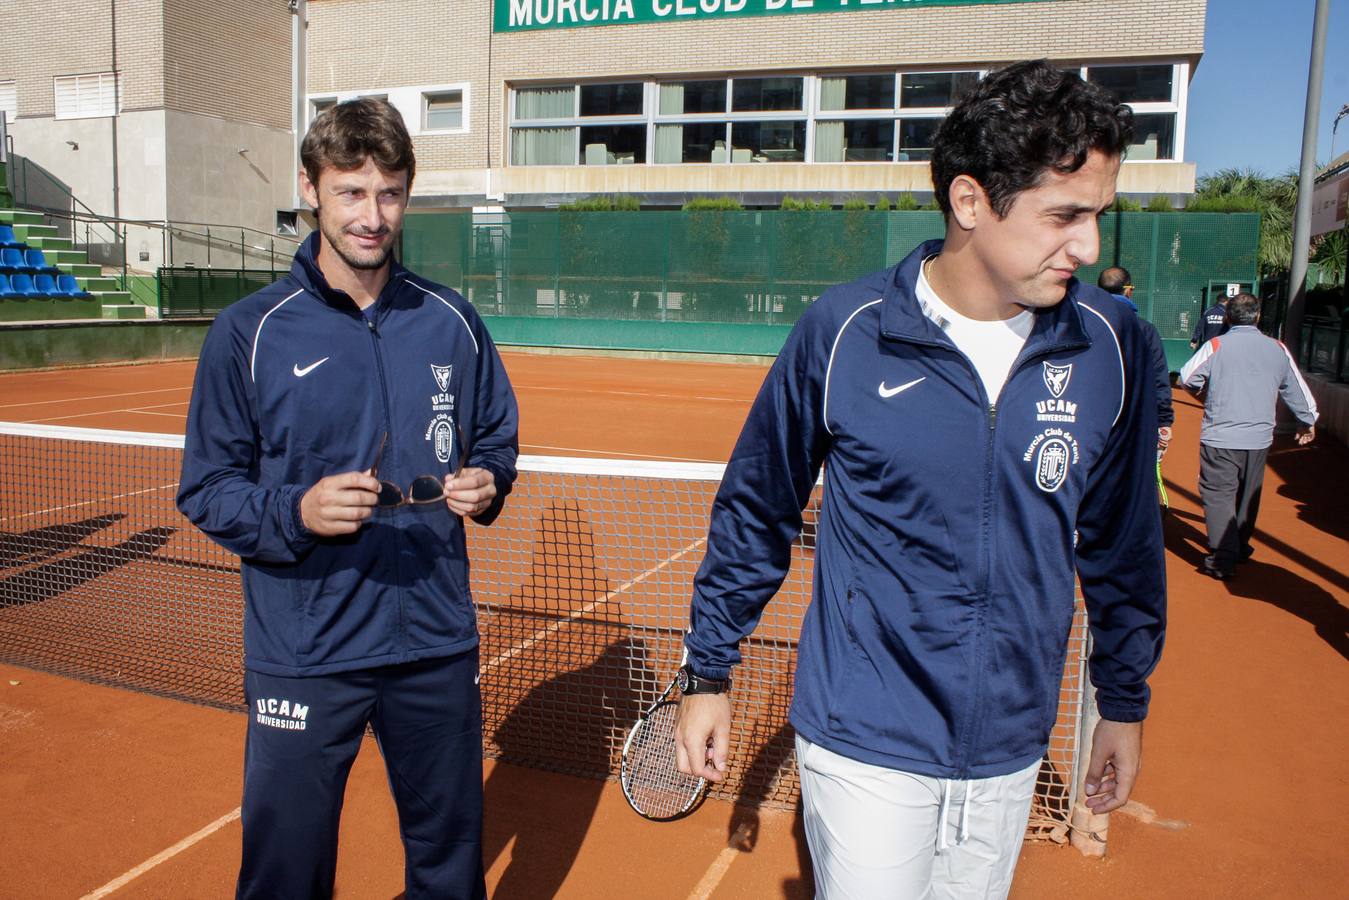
[1157,426,1172,458]
[300,471,380,536]
[445,467,497,517]
[1083,719,1143,814]
[1295,424,1315,446]
[674,693,731,782]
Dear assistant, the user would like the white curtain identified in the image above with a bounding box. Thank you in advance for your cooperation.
[658,83,685,116]
[511,127,576,165]
[819,77,847,112]
[515,86,575,120]
[655,125,684,164]
[814,121,845,163]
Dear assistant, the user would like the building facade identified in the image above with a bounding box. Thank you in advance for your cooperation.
[1,0,1206,265]
[307,0,1204,208]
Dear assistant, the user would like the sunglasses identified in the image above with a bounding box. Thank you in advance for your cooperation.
[369,424,467,509]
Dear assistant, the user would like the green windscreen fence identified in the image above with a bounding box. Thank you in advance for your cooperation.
[159,268,287,318]
[403,210,1260,361]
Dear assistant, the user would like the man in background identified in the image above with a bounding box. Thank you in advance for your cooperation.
[1179,292,1317,580]
[1190,291,1231,349]
[1099,266,1174,459]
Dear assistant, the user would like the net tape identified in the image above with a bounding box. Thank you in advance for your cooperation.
[0,423,1086,839]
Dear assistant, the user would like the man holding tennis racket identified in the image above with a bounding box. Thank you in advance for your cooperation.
[178,99,518,899]
[677,61,1166,898]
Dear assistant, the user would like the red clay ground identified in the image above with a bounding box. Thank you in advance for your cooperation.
[1,355,1346,898]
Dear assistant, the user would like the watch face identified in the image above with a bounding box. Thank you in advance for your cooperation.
[676,668,690,693]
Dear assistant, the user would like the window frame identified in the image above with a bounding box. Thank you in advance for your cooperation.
[305,82,473,137]
[53,71,120,120]
[420,84,470,136]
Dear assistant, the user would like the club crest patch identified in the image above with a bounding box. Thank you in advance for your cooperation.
[431,364,453,393]
[1042,362,1072,399]
[1024,428,1080,494]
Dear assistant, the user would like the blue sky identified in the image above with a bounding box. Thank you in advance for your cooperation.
[1187,0,1349,178]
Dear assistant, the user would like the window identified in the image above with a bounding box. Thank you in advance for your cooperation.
[54,72,119,119]
[310,97,337,122]
[816,119,894,163]
[900,72,978,109]
[897,118,942,161]
[581,124,645,165]
[1087,65,1174,104]
[580,82,643,117]
[0,82,15,121]
[659,80,726,115]
[731,121,806,163]
[1086,64,1183,161]
[732,77,804,112]
[819,74,894,111]
[423,91,463,131]
[516,86,576,120]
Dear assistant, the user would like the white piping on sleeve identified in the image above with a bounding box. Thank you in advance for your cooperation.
[1178,338,1217,388]
[1279,341,1320,423]
[404,278,480,356]
[1078,302,1126,427]
[250,289,306,383]
[822,298,884,436]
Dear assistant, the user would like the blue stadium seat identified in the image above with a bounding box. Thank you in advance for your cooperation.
[0,274,15,297]
[0,247,27,273]
[56,274,90,297]
[0,225,21,249]
[25,248,60,274]
[33,274,63,296]
[9,273,38,296]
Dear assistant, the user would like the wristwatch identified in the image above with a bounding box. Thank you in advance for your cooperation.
[677,664,730,695]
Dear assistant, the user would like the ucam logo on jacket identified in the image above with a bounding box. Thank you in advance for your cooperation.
[177,233,519,677]
[686,241,1166,780]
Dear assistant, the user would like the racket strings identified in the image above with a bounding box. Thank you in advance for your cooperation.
[621,702,705,820]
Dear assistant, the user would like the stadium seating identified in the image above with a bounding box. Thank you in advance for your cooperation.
[25,248,60,274]
[0,224,21,249]
[33,273,63,296]
[57,273,90,297]
[1,247,28,273]
[8,273,37,295]
[0,274,15,297]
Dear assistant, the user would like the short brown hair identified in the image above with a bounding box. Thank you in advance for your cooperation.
[301,97,416,191]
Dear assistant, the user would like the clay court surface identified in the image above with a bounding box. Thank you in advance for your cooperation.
[1,353,1345,899]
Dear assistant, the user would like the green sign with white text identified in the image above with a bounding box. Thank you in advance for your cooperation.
[495,0,1054,32]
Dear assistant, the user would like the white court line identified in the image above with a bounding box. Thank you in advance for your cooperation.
[520,444,722,464]
[0,482,177,526]
[79,806,241,900]
[480,536,706,675]
[126,409,189,419]
[23,406,186,425]
[0,385,191,411]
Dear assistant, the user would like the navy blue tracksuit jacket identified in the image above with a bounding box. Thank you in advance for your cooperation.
[687,241,1166,780]
[177,233,520,676]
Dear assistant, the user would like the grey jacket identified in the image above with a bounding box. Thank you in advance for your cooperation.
[1179,325,1318,449]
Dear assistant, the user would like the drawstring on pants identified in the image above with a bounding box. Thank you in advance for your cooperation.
[936,779,972,852]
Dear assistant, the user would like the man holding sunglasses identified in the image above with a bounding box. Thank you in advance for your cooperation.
[177,98,518,899]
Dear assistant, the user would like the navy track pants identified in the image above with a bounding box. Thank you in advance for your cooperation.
[237,649,485,900]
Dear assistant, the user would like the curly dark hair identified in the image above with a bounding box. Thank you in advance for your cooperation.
[931,60,1133,218]
[302,97,416,190]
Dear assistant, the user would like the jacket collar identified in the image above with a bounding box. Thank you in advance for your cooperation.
[879,239,1092,357]
[289,230,409,313]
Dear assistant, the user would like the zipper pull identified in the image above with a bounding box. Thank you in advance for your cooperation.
[989,404,998,429]
[366,318,376,332]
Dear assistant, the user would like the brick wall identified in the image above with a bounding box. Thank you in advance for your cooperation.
[163,0,292,129]
[306,0,1207,172]
[0,0,164,117]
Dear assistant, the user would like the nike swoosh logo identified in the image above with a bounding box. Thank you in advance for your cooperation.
[293,357,330,377]
[878,377,926,398]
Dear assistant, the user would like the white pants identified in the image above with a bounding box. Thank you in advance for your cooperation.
[796,735,1039,900]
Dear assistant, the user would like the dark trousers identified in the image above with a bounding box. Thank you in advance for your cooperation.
[1198,444,1268,574]
[237,649,485,900]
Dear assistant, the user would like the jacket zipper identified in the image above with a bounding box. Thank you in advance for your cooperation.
[366,313,408,654]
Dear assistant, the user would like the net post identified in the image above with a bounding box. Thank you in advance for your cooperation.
[1068,642,1109,857]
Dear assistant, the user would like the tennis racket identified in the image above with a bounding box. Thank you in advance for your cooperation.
[620,651,707,821]
[1156,458,1169,508]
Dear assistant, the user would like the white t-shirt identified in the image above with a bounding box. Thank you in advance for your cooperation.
[915,259,1034,405]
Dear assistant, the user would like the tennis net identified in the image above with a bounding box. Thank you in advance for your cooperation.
[0,421,1088,839]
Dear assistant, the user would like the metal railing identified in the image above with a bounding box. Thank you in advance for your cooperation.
[1301,315,1348,381]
